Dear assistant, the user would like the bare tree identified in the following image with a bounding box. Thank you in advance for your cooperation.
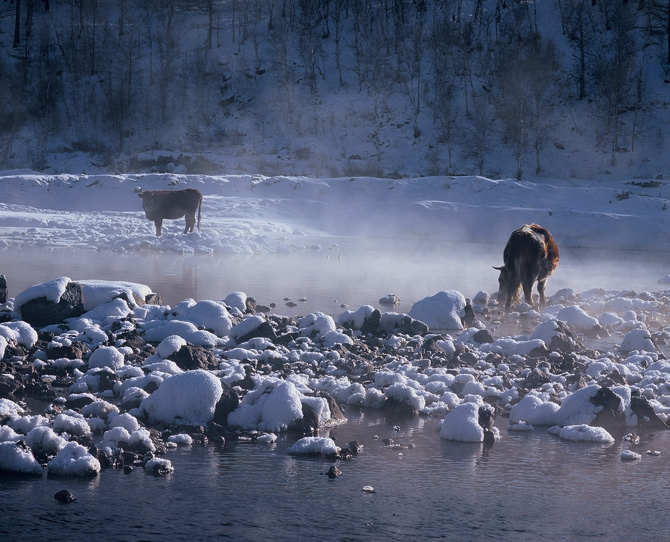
[462,95,496,176]
[561,0,599,99]
[643,0,670,64]
[590,3,639,164]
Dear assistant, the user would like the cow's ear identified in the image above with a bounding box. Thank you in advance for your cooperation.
[138,192,144,198]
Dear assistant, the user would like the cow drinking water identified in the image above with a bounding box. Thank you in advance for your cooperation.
[138,188,203,236]
[494,224,559,312]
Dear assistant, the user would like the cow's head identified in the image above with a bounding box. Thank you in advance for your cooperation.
[493,265,514,304]
[138,191,159,219]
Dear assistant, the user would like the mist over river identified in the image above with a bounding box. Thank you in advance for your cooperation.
[2,242,668,317]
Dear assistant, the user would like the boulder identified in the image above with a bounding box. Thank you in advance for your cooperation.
[47,341,89,361]
[168,344,218,371]
[211,387,240,426]
[360,309,382,335]
[19,282,84,328]
[478,405,497,443]
[591,386,625,427]
[472,329,495,344]
[145,293,162,305]
[630,394,668,429]
[235,320,277,343]
[0,373,24,399]
[0,274,7,304]
[54,490,76,503]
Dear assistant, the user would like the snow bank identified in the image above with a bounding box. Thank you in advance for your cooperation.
[141,319,220,347]
[171,299,233,337]
[287,436,339,456]
[140,369,223,426]
[553,425,615,444]
[556,306,599,329]
[14,277,71,309]
[48,441,101,476]
[409,291,467,330]
[0,442,43,475]
[439,402,495,443]
[620,329,656,353]
[88,346,125,371]
[227,379,305,432]
[77,280,154,310]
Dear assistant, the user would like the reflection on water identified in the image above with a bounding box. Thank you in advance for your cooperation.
[1,411,669,541]
[1,243,668,316]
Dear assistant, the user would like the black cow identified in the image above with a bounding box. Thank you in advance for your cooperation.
[138,188,203,236]
[494,224,559,311]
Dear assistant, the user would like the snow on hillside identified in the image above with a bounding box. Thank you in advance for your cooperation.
[0,1,668,180]
[0,172,668,256]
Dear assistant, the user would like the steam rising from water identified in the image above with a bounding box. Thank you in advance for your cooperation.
[2,242,667,316]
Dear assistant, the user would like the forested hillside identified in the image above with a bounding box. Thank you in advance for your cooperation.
[1,0,668,179]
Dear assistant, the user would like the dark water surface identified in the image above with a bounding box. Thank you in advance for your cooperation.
[1,243,668,317]
[1,412,669,541]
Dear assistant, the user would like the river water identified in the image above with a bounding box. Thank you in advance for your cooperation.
[1,245,670,540]
[1,411,669,541]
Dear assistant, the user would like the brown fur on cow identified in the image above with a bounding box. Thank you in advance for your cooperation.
[494,224,559,312]
[138,188,203,236]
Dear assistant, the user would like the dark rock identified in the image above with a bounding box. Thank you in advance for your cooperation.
[546,321,584,352]
[523,368,551,388]
[478,405,497,443]
[54,490,76,503]
[591,387,625,427]
[121,451,142,466]
[66,394,95,409]
[0,374,24,399]
[343,440,362,456]
[461,299,476,328]
[212,387,240,426]
[456,351,478,366]
[117,330,146,350]
[631,394,668,429]
[383,397,418,418]
[472,329,494,344]
[235,320,277,343]
[93,368,120,393]
[327,465,342,478]
[168,344,218,371]
[398,316,429,335]
[360,309,382,335]
[316,391,347,424]
[19,282,84,328]
[528,346,551,358]
[275,332,299,346]
[291,402,320,434]
[145,293,162,305]
[0,274,7,304]
[422,335,447,355]
[206,422,227,445]
[47,341,89,361]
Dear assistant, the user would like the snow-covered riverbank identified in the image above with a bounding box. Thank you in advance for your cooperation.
[1,172,669,476]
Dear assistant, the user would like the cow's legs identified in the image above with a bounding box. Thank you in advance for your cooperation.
[537,279,547,307]
[154,220,163,236]
[522,280,534,307]
[184,213,195,233]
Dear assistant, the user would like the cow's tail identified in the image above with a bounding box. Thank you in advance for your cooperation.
[197,194,202,231]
